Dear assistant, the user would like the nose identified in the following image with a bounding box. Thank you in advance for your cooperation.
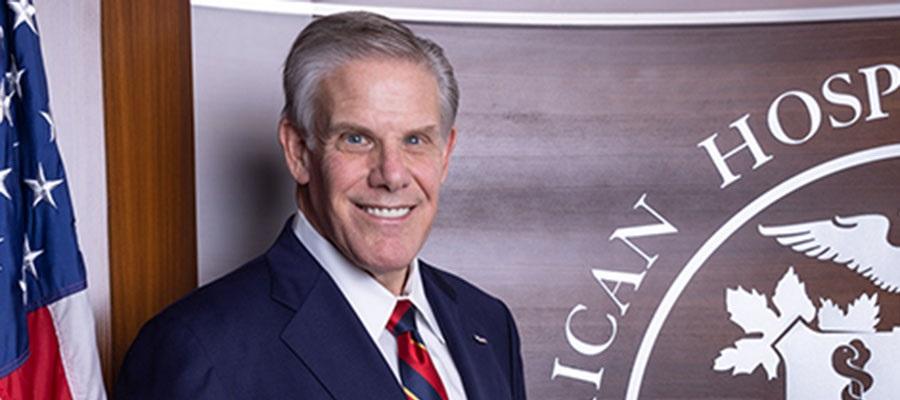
[368,143,411,192]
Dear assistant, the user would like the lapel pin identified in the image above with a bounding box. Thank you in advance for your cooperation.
[473,334,488,345]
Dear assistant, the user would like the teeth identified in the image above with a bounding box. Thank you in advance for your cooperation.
[364,207,411,218]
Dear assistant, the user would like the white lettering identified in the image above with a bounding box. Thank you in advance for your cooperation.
[767,90,822,145]
[608,193,679,268]
[822,72,863,129]
[591,269,644,316]
[551,358,604,391]
[599,194,678,315]
[697,114,774,188]
[859,63,900,121]
[565,304,617,356]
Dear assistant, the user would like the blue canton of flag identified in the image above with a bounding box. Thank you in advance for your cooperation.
[0,1,104,399]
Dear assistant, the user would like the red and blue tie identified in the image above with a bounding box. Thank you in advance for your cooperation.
[387,300,449,400]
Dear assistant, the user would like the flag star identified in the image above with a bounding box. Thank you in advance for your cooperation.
[22,237,42,279]
[0,167,11,199]
[19,237,42,305]
[6,56,24,98]
[40,111,55,142]
[19,276,27,304]
[8,0,38,34]
[0,83,13,127]
[24,163,63,208]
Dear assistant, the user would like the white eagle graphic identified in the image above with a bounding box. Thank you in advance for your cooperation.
[758,214,900,293]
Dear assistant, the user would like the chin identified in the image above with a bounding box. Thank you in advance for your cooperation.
[363,253,415,273]
[358,233,423,266]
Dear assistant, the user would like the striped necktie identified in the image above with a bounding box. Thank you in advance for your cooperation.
[387,300,449,400]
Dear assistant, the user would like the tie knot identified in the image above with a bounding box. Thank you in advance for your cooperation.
[387,299,417,336]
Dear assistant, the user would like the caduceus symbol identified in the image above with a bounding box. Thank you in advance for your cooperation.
[832,339,873,400]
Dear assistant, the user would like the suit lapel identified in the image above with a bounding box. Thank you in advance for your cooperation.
[281,279,403,400]
[421,264,511,400]
[267,222,404,400]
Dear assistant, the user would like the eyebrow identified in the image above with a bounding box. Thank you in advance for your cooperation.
[325,122,372,137]
[326,122,440,137]
[408,124,440,137]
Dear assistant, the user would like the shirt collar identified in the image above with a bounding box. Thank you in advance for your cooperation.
[402,257,446,345]
[291,211,446,344]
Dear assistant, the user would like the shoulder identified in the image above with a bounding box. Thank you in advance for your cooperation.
[125,252,274,330]
[140,253,297,348]
[423,264,506,305]
[162,255,275,322]
[115,256,291,398]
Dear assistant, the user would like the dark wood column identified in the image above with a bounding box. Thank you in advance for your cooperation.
[101,0,198,391]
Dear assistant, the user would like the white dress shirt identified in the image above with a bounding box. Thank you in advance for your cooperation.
[292,211,467,400]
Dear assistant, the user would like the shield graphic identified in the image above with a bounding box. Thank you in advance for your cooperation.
[715,265,900,400]
[776,321,900,399]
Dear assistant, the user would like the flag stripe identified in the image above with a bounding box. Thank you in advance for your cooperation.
[0,1,107,399]
[49,291,105,400]
[0,307,74,400]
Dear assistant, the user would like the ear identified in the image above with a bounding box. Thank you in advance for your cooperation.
[440,127,457,183]
[278,118,312,185]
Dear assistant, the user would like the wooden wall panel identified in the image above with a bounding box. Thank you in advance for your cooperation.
[194,6,900,399]
[409,19,900,399]
[101,0,197,390]
[336,0,893,13]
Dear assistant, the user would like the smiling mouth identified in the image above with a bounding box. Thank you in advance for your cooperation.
[359,205,412,219]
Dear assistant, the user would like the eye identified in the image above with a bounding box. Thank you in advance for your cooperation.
[405,135,421,145]
[345,133,365,145]
[335,131,372,152]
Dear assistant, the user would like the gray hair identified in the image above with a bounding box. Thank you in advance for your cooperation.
[282,11,459,146]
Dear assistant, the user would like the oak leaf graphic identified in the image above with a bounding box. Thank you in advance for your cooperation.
[714,267,814,380]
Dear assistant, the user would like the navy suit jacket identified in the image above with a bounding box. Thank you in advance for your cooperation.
[116,222,526,399]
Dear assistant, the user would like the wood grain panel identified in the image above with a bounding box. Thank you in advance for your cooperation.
[102,0,197,391]
[336,0,893,13]
[190,9,899,398]
[408,19,900,399]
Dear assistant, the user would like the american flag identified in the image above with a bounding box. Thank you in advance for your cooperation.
[0,1,105,399]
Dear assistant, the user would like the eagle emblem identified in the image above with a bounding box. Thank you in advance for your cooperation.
[759,214,900,292]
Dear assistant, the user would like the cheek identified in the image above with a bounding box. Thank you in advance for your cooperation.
[306,155,340,207]
[321,154,368,201]
[412,158,447,198]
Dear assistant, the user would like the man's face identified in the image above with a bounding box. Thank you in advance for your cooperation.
[281,58,456,291]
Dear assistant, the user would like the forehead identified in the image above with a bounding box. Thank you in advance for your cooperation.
[319,58,441,130]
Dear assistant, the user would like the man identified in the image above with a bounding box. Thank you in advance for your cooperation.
[116,11,526,400]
